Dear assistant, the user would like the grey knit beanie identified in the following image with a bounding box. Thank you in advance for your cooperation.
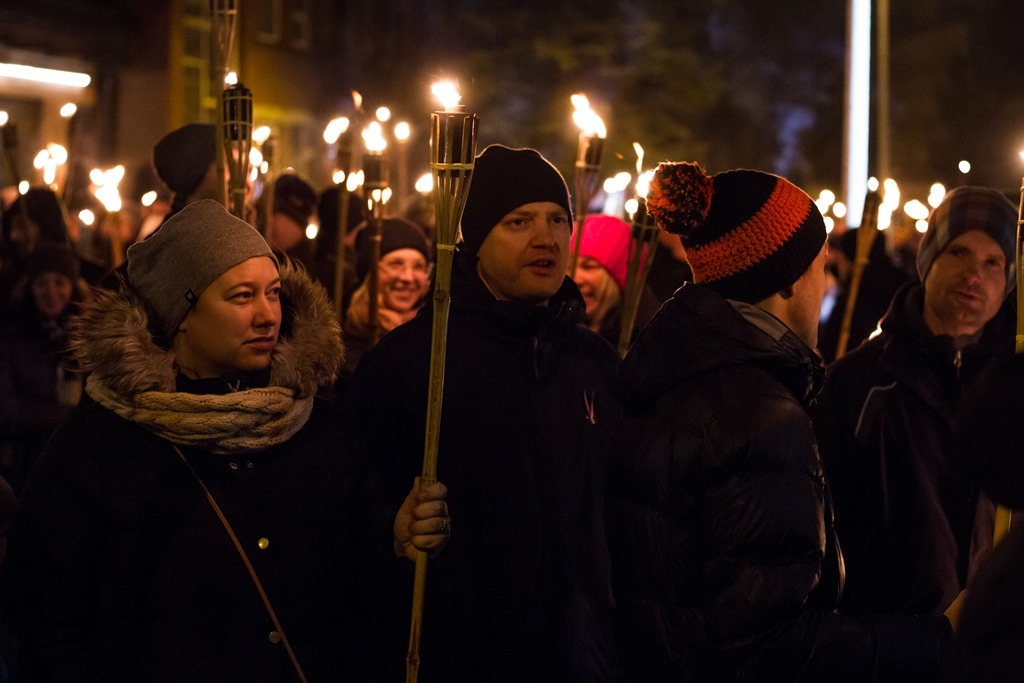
[127,199,277,339]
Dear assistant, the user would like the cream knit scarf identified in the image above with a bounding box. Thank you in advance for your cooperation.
[73,261,342,455]
[86,378,314,454]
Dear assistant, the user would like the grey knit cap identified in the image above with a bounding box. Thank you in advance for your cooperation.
[127,199,277,339]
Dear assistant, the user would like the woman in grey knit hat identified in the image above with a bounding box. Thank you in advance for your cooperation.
[3,199,450,681]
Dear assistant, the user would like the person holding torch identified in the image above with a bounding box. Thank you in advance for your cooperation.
[346,144,621,682]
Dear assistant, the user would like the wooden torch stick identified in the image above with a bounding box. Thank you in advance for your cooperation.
[618,198,659,357]
[834,188,882,360]
[406,95,477,683]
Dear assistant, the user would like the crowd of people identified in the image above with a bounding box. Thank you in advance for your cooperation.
[0,117,1019,682]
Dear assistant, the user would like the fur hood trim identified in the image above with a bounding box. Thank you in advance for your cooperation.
[72,260,343,400]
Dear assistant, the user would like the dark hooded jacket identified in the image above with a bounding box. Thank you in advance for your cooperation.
[345,252,621,682]
[3,263,388,682]
[607,283,951,682]
[812,281,1013,619]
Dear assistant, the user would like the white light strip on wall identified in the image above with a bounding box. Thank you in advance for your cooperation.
[0,62,91,88]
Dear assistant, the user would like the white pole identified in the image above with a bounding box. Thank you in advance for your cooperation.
[843,0,871,228]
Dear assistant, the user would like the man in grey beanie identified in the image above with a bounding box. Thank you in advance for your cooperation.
[813,185,1017,629]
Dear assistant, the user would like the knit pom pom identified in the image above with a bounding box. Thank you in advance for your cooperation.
[645,161,714,238]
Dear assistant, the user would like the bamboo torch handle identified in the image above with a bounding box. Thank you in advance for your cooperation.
[835,189,881,360]
[406,105,477,683]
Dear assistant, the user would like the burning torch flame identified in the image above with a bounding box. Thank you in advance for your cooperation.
[633,142,645,176]
[432,82,462,111]
[571,93,606,138]
[324,117,350,144]
[362,121,387,153]
[91,164,125,212]
[635,169,655,199]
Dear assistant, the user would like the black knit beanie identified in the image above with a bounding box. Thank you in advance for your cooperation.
[646,162,826,304]
[273,174,318,227]
[459,144,573,260]
[27,244,80,282]
[152,124,217,199]
[354,217,431,282]
[8,188,70,244]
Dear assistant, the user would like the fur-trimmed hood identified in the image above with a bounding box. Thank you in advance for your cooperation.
[73,260,343,400]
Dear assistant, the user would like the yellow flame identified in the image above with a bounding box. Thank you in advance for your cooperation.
[252,125,272,144]
[415,173,433,194]
[635,170,655,199]
[362,121,387,153]
[633,142,644,176]
[394,121,411,141]
[60,103,77,118]
[92,165,125,212]
[432,82,462,110]
[324,117,350,144]
[571,93,606,138]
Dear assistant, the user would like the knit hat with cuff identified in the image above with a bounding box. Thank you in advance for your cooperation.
[646,161,826,304]
[152,124,217,199]
[459,144,573,260]
[354,217,431,282]
[578,213,631,291]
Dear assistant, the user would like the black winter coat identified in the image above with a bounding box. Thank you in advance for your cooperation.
[345,254,621,682]
[2,263,391,682]
[813,281,1013,618]
[6,399,376,682]
[606,284,952,682]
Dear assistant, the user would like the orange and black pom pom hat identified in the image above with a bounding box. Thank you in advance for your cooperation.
[647,162,826,304]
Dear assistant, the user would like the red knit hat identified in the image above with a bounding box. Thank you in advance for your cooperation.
[579,214,631,291]
[646,162,826,304]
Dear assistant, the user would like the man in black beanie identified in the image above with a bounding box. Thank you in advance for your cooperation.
[814,185,1017,630]
[345,144,620,681]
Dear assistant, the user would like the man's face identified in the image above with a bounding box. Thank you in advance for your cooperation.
[923,229,1007,340]
[475,201,571,304]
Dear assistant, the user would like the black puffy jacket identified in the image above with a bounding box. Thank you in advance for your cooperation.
[607,283,951,682]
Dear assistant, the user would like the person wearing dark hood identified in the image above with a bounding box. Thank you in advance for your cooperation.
[812,187,1016,629]
[606,161,953,681]
[345,144,621,682]
[3,199,450,681]
[0,187,76,319]
[0,245,89,492]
